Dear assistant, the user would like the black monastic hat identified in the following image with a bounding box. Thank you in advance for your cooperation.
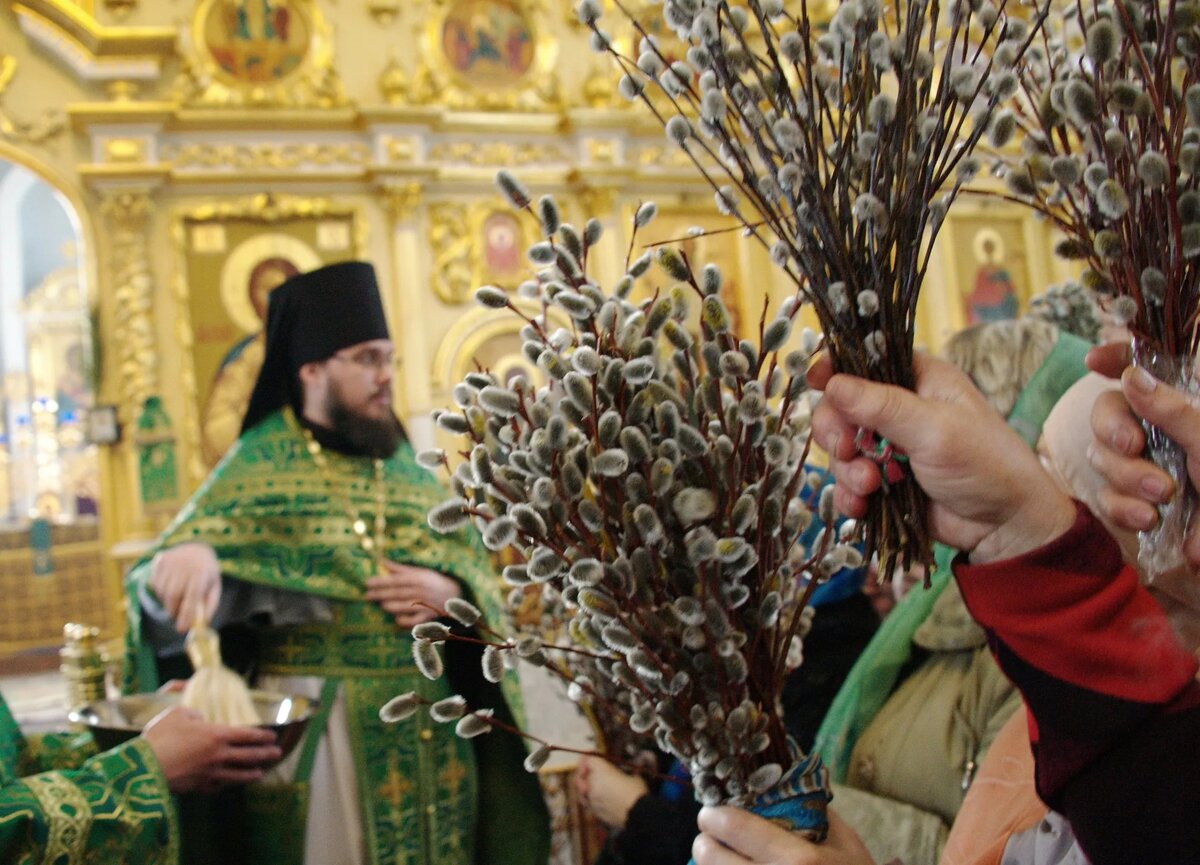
[241,260,390,433]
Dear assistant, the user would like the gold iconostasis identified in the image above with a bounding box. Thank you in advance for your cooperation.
[0,0,1079,655]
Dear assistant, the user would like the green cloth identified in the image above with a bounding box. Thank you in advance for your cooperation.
[124,408,549,865]
[813,329,1091,783]
[1006,332,1092,448]
[0,694,178,864]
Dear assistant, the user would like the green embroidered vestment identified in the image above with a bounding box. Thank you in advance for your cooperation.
[124,409,549,865]
[0,695,178,865]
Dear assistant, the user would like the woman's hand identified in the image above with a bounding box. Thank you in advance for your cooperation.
[1088,364,1200,568]
[692,806,875,865]
[574,756,649,830]
[807,353,1076,564]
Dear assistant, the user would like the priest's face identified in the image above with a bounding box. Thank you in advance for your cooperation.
[319,339,404,457]
[323,339,396,419]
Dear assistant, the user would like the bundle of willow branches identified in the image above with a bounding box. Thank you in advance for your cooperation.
[997,0,1200,577]
[578,0,1048,577]
[386,179,859,810]
[1001,0,1200,358]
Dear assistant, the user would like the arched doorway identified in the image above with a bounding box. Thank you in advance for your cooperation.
[0,159,97,524]
[0,155,108,655]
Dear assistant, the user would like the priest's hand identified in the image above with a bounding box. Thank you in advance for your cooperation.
[366,561,462,627]
[807,353,1076,564]
[142,706,281,794]
[149,542,222,634]
[693,806,875,865]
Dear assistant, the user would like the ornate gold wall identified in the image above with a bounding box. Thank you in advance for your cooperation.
[0,0,1076,648]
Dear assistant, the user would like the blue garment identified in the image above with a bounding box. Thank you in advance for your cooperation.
[798,465,866,608]
[657,759,691,804]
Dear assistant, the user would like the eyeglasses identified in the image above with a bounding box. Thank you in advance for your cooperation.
[329,350,403,372]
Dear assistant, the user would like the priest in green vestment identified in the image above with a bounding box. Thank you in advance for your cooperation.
[0,692,279,864]
[124,261,550,865]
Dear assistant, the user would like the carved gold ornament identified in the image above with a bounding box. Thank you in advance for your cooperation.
[176,0,347,109]
[381,136,417,164]
[428,200,537,305]
[0,56,66,146]
[575,185,616,220]
[377,57,409,105]
[182,193,367,224]
[380,181,423,224]
[162,142,371,172]
[101,137,147,163]
[635,144,696,169]
[107,81,140,102]
[581,66,621,109]
[103,0,138,20]
[426,140,568,168]
[585,138,617,166]
[367,0,402,26]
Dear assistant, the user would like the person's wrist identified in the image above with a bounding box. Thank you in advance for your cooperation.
[969,492,1076,565]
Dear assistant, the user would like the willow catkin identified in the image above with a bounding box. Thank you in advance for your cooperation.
[180,619,260,726]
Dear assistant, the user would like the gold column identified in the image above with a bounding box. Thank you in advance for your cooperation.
[99,189,158,426]
[380,181,430,439]
[97,186,168,548]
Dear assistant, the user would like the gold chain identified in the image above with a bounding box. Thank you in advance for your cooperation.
[302,426,387,568]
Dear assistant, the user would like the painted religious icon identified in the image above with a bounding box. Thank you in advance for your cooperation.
[965,228,1019,324]
[200,255,301,466]
[441,0,535,87]
[202,0,312,83]
[482,211,523,279]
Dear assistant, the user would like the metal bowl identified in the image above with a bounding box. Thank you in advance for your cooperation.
[68,690,317,764]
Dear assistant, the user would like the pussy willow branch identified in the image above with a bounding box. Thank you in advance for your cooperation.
[607,1,775,234]
[1006,0,1200,357]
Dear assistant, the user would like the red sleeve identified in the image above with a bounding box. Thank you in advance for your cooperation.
[955,503,1196,703]
[954,503,1200,865]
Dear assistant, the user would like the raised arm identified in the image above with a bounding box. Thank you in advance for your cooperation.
[807,353,1200,864]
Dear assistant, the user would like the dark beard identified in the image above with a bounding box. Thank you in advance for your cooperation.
[327,396,405,459]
